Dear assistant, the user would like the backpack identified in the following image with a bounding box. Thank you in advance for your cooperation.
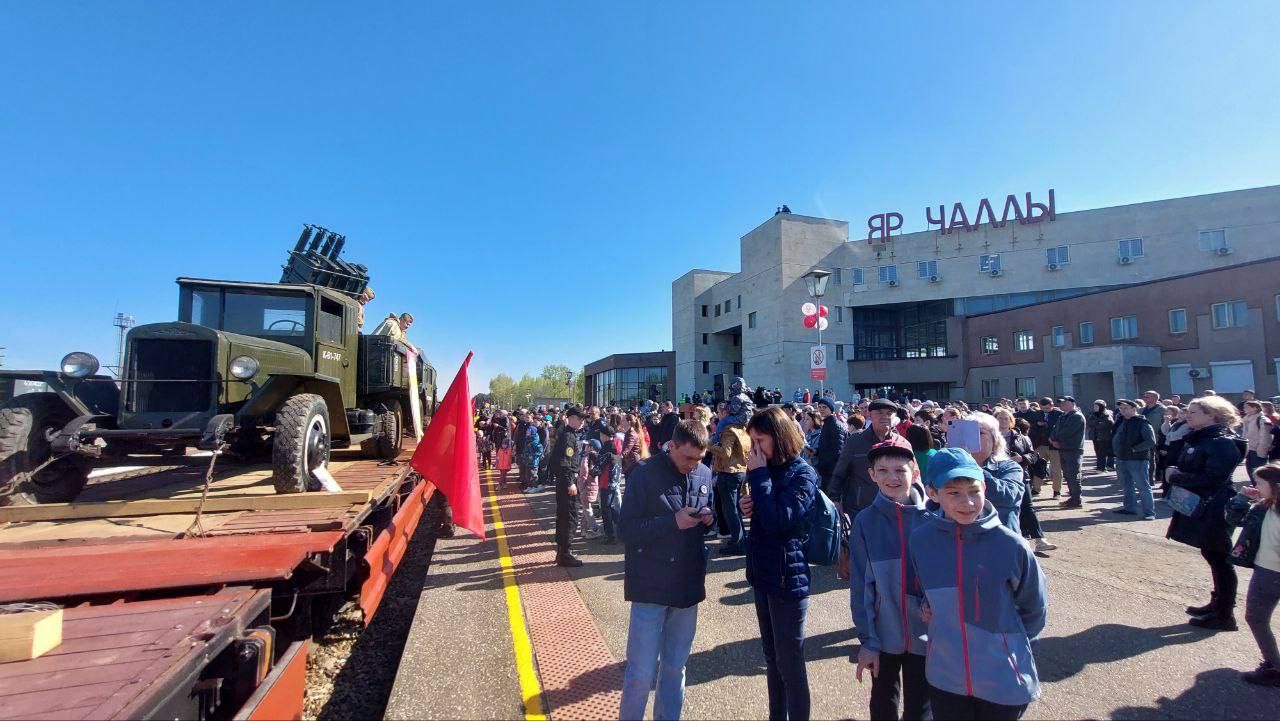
[803,488,841,566]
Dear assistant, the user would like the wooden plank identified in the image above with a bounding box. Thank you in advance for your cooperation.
[0,491,372,524]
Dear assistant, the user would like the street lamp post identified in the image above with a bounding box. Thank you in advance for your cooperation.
[803,269,832,397]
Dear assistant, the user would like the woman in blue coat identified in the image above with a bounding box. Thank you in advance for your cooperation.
[739,406,819,720]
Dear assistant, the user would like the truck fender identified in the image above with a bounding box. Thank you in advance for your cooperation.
[239,374,350,438]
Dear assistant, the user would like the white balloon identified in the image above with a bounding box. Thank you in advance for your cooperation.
[817,317,829,331]
[801,302,817,316]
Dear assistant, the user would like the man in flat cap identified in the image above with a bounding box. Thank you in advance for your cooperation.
[830,398,904,517]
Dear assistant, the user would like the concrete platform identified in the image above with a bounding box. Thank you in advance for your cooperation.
[391,448,1275,720]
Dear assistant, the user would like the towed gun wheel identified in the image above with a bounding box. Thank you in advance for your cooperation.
[272,393,330,494]
[0,393,92,505]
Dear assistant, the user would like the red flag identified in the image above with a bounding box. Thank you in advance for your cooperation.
[410,352,485,539]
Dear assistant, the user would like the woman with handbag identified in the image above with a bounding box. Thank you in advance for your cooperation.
[998,410,1057,553]
[1166,396,1246,631]
[1090,400,1117,472]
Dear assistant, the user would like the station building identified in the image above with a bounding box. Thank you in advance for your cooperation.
[672,185,1280,403]
[583,351,676,407]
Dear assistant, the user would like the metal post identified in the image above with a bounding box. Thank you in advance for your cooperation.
[816,320,823,397]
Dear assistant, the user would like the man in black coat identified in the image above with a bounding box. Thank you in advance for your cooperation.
[813,397,847,494]
[1050,396,1087,508]
[618,420,714,720]
[550,407,586,566]
[652,401,680,453]
[830,398,903,515]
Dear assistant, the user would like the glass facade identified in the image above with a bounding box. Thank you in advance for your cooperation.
[851,300,950,360]
[590,366,668,407]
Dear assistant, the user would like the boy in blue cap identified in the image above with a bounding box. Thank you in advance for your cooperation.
[851,437,932,720]
[911,447,1047,720]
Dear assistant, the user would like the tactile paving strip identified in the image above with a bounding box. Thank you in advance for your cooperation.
[486,471,623,720]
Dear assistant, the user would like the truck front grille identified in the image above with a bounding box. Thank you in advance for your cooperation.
[128,339,214,413]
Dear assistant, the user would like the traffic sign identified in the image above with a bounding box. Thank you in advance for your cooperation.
[810,345,827,380]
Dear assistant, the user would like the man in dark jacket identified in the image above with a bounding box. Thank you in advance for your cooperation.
[1112,399,1157,519]
[1016,398,1050,495]
[618,420,714,721]
[830,399,903,516]
[813,397,847,493]
[1141,390,1166,486]
[1050,397,1086,508]
[651,401,680,454]
[550,407,586,567]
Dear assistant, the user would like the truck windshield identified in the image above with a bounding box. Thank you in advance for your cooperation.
[189,288,310,348]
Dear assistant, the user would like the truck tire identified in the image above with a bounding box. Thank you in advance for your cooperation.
[372,399,403,460]
[272,394,330,494]
[0,393,92,505]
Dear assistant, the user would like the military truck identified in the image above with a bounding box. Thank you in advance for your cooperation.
[0,227,437,505]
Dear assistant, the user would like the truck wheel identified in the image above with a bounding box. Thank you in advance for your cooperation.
[371,400,403,460]
[272,394,330,494]
[0,393,92,505]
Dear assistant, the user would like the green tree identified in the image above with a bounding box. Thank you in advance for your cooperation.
[488,373,516,409]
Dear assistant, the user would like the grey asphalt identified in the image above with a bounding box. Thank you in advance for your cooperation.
[390,447,1276,720]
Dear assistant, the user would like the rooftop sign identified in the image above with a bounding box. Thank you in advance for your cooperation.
[868,189,1056,242]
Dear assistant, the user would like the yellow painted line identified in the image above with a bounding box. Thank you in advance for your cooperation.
[484,475,546,720]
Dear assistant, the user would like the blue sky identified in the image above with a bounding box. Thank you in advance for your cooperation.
[2,2,1277,392]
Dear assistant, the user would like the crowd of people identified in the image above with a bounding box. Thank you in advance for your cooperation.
[471,380,1280,719]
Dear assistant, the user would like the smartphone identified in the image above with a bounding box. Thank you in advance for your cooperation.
[697,507,713,518]
[946,418,983,453]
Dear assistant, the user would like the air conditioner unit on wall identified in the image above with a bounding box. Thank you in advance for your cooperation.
[1119,255,1134,265]
[1188,367,1212,379]
[989,269,1003,277]
[929,275,941,283]
[887,279,900,288]
[1047,263,1059,271]
[1216,246,1233,256]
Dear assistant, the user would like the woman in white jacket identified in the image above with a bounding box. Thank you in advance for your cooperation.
[1243,400,1273,480]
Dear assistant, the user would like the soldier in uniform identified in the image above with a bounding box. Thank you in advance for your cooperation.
[552,406,586,567]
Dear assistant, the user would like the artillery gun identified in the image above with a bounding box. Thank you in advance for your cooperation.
[0,226,436,505]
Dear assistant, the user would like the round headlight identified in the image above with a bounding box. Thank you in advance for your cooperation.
[60,352,100,379]
[229,356,260,380]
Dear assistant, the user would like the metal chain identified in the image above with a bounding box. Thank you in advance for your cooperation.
[182,443,228,538]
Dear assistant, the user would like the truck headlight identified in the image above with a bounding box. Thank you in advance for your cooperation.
[229,356,260,381]
[60,352,100,378]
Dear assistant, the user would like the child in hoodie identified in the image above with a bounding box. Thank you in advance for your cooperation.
[851,437,932,721]
[911,448,1047,721]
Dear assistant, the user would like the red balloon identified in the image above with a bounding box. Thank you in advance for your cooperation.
[818,305,829,318]
[803,315,818,328]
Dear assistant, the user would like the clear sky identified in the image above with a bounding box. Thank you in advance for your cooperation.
[2,2,1277,392]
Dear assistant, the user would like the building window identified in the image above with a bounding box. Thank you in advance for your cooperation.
[979,254,1001,273]
[701,361,709,374]
[916,260,938,279]
[1051,326,1065,348]
[732,334,740,346]
[1079,321,1094,344]
[701,305,708,317]
[835,344,845,361]
[737,294,742,308]
[1016,377,1037,398]
[879,265,898,284]
[1118,238,1144,259]
[835,306,843,323]
[982,336,999,355]
[1046,246,1070,267]
[1212,300,1248,329]
[982,379,999,398]
[715,304,721,317]
[1014,330,1035,352]
[1199,229,1228,251]
[701,333,708,345]
[1276,295,1280,322]
[833,268,842,284]
[1053,375,1064,397]
[748,312,757,329]
[1168,308,1187,334]
[1111,315,1139,340]
[852,268,865,285]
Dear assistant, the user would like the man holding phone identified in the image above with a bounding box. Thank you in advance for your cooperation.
[618,420,714,720]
